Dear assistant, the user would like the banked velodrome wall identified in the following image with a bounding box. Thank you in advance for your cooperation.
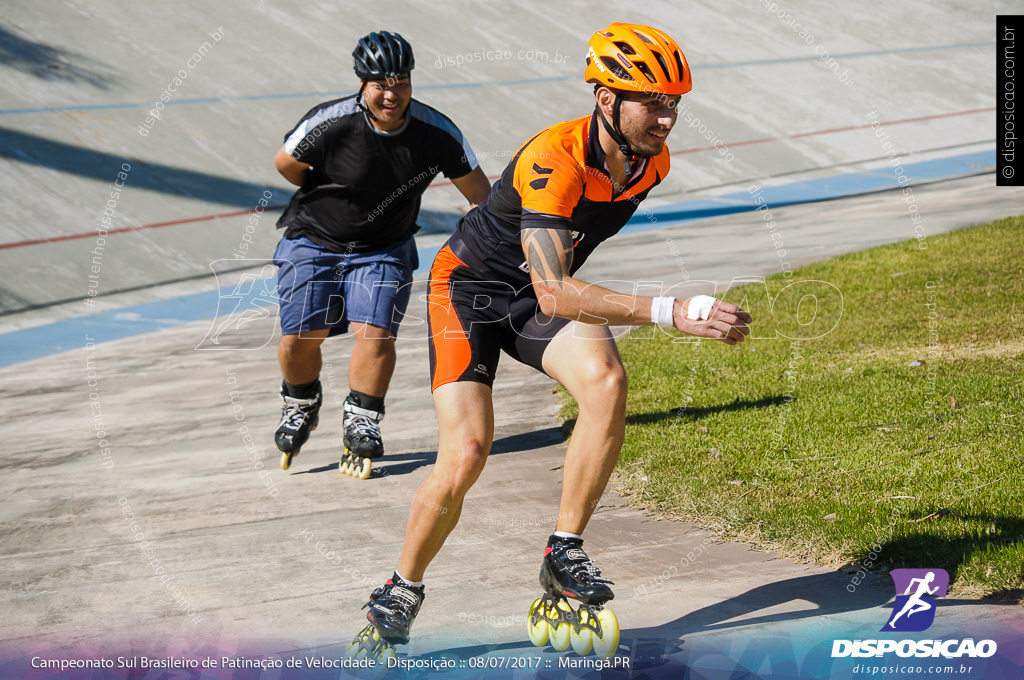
[0,0,1003,314]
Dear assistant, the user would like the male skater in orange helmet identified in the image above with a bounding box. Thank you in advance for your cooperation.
[349,23,751,658]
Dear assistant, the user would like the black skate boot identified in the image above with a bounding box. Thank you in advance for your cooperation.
[347,574,425,667]
[274,381,322,470]
[541,535,614,605]
[340,393,384,479]
[527,535,620,658]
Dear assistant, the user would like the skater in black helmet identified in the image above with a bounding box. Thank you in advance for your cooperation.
[272,31,490,476]
[348,23,751,661]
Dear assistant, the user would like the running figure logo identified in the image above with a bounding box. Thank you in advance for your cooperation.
[196,261,281,350]
[881,568,949,632]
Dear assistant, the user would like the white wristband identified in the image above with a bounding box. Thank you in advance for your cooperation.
[650,296,676,327]
[686,295,717,320]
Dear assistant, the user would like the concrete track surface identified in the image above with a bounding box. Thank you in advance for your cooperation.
[1,1,1022,678]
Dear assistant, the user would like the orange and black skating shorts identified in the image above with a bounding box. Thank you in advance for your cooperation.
[427,243,570,391]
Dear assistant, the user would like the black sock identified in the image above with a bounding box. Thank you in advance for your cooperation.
[346,390,384,414]
[283,379,320,400]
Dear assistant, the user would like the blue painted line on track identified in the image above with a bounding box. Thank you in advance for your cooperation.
[0,149,995,368]
[0,42,994,116]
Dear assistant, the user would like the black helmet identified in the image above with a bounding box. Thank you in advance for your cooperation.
[353,31,415,80]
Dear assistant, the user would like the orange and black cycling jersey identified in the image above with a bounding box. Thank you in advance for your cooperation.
[449,109,671,287]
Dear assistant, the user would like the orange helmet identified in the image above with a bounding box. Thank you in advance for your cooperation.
[584,23,692,96]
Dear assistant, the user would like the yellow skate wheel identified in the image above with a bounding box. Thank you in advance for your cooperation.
[570,607,594,656]
[345,624,391,679]
[549,600,572,652]
[280,452,293,470]
[591,608,620,659]
[356,457,372,479]
[344,638,362,659]
[527,598,549,646]
[345,624,375,659]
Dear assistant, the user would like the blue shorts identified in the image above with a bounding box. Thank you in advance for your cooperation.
[274,235,418,337]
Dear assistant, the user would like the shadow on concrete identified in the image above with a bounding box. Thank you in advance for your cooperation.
[611,571,1024,675]
[491,427,565,453]
[0,126,292,210]
[0,24,111,88]
[291,427,565,478]
[571,571,893,673]
[628,572,890,641]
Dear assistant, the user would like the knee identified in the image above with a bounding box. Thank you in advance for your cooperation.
[355,333,395,356]
[437,438,489,497]
[577,359,628,411]
[280,334,321,358]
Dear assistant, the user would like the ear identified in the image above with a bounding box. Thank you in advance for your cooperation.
[595,86,616,117]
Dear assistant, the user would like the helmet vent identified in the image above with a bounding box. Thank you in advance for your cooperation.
[614,41,637,55]
[632,29,656,44]
[652,52,671,82]
[600,56,633,81]
[673,50,685,82]
[635,61,657,84]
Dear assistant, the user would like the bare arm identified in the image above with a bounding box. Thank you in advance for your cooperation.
[523,226,648,325]
[273,145,311,186]
[450,166,491,207]
[522,226,752,344]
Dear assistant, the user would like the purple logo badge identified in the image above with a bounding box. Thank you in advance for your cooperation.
[881,569,949,632]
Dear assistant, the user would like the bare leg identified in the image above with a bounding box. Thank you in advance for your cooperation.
[397,381,494,581]
[277,328,331,384]
[541,323,628,535]
[348,322,397,398]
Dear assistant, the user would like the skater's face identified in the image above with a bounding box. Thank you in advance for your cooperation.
[603,88,680,157]
[361,74,412,131]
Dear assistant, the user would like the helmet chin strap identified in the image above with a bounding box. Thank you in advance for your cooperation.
[597,95,641,176]
[356,82,381,123]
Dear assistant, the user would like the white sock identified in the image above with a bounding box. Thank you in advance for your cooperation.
[394,570,423,588]
[553,531,582,541]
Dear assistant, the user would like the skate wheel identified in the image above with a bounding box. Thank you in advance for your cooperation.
[280,452,294,470]
[344,637,363,659]
[340,451,373,479]
[345,624,391,678]
[549,601,572,652]
[527,598,549,647]
[570,607,594,655]
[591,608,620,659]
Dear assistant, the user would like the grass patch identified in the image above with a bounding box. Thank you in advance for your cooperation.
[561,215,1024,600]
